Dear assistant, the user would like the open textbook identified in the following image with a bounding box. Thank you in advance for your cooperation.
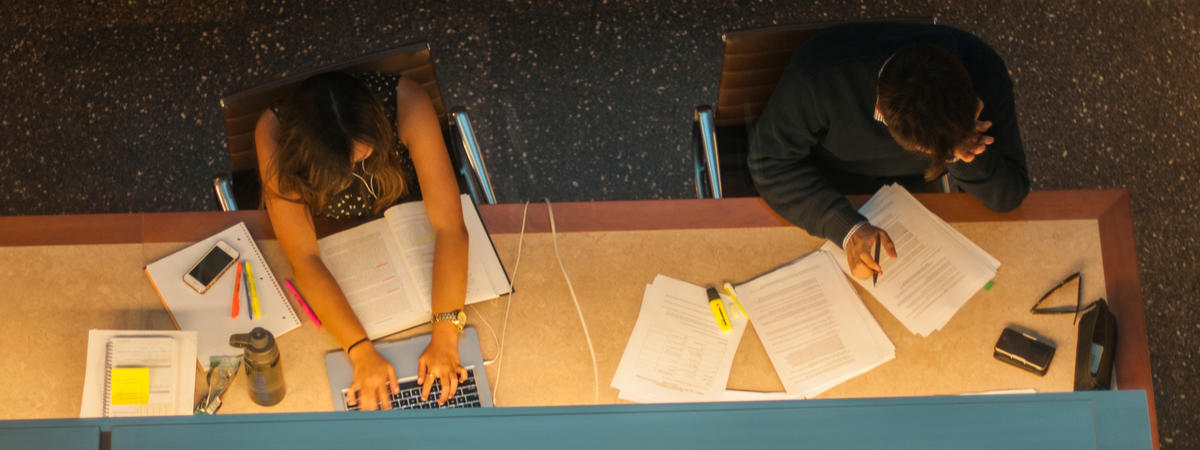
[821,183,1000,336]
[317,194,510,339]
[734,251,895,398]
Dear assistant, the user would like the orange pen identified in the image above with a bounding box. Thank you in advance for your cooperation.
[231,261,243,318]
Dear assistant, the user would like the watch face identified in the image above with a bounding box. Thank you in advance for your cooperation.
[455,310,466,324]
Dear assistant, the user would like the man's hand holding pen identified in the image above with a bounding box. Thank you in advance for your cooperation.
[846,224,898,281]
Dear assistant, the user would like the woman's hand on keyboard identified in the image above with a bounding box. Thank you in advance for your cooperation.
[348,342,399,411]
[418,326,469,405]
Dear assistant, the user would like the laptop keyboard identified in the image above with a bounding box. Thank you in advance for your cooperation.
[342,368,483,411]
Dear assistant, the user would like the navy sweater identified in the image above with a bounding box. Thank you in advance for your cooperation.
[748,22,1030,245]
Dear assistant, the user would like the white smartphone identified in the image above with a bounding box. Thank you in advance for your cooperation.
[182,240,240,294]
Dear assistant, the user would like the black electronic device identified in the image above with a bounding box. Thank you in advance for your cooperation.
[993,327,1056,376]
[182,240,239,293]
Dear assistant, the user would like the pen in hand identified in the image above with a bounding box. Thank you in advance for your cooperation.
[872,237,881,287]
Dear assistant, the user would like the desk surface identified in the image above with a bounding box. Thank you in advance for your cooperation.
[0,190,1156,445]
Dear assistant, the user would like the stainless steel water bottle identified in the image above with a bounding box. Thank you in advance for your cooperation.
[229,327,286,406]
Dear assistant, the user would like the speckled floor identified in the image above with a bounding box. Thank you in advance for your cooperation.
[2,1,1196,447]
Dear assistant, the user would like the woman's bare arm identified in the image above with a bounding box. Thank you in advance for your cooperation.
[253,111,398,410]
[393,78,470,405]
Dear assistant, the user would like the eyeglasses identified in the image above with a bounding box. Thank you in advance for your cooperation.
[1030,271,1101,325]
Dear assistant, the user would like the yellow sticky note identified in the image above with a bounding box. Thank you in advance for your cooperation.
[110,368,150,405]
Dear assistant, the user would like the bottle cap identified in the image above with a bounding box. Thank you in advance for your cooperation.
[229,327,279,364]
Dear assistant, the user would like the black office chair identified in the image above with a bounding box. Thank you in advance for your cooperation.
[213,42,496,211]
[692,18,948,199]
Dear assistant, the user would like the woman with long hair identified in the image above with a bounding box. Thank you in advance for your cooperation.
[255,71,469,410]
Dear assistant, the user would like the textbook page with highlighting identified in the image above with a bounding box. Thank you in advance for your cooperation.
[384,195,512,306]
[318,194,511,339]
[612,275,748,403]
[821,183,1000,336]
[733,251,895,398]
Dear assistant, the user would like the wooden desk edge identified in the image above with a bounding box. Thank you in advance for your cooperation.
[1094,191,1158,449]
[0,190,1127,243]
[474,190,1130,233]
[0,213,143,246]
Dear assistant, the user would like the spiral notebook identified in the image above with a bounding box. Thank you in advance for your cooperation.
[79,329,197,418]
[145,222,300,370]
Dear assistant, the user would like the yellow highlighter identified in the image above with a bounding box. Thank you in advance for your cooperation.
[245,261,262,319]
[705,286,733,333]
[722,281,749,320]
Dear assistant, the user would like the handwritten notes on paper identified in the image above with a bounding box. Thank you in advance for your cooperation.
[611,275,747,403]
[80,330,198,418]
[105,336,181,416]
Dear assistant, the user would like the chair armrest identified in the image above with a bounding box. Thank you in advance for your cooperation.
[938,173,952,193]
[692,106,722,198]
[448,107,497,205]
[213,175,238,211]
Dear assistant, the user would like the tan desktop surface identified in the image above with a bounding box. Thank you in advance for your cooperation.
[0,220,1104,419]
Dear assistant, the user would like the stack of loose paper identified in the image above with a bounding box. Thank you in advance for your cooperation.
[734,251,896,398]
[822,183,1001,336]
[611,275,748,403]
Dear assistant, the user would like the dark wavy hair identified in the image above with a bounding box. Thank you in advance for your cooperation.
[268,72,406,213]
[877,43,977,180]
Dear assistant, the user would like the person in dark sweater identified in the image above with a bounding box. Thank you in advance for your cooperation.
[748,22,1029,280]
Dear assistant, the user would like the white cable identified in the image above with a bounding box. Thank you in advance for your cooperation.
[545,198,600,404]
[471,201,529,405]
[472,303,500,365]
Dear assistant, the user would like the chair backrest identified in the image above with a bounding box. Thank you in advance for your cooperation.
[220,42,447,174]
[714,18,934,128]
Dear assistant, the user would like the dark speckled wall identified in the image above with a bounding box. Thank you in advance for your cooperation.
[1,1,1197,447]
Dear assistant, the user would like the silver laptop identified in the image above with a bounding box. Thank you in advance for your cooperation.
[325,327,494,410]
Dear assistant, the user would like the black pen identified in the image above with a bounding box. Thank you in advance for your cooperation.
[872,237,881,287]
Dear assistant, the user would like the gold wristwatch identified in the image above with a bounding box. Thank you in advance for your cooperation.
[432,309,466,332]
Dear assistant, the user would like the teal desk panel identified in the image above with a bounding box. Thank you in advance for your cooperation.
[0,425,99,450]
[106,392,1151,450]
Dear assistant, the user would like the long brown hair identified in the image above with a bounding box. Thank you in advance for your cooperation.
[877,43,977,180]
[268,72,407,213]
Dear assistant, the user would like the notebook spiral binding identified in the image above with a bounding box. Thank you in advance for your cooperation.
[102,339,115,417]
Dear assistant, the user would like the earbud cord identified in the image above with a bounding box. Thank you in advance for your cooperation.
[350,160,379,200]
